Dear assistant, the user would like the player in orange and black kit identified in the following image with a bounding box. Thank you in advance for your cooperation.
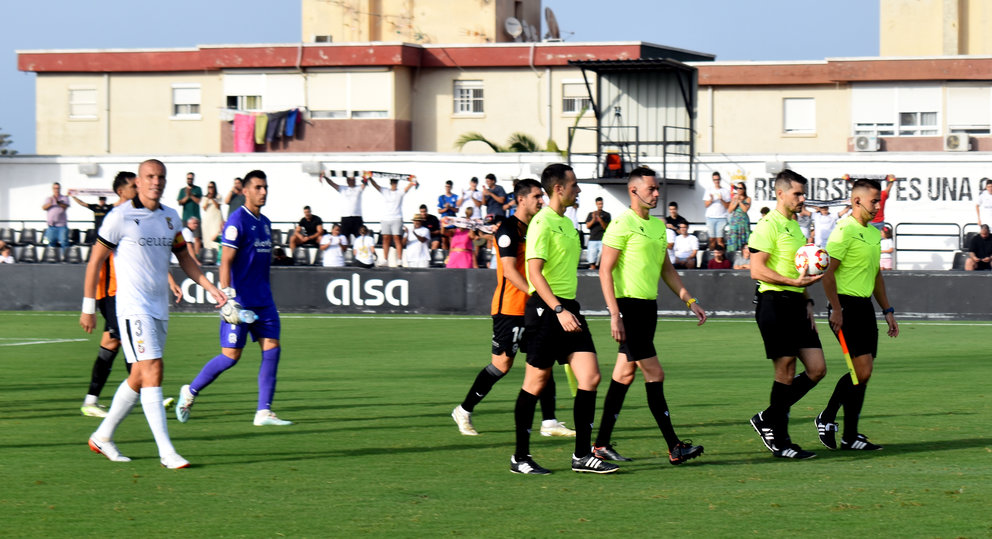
[451,179,574,437]
[79,172,180,417]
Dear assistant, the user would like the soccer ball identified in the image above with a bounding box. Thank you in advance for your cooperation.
[794,244,830,275]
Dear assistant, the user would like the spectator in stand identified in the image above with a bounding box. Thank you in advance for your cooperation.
[482,173,508,220]
[458,177,483,217]
[503,179,519,217]
[965,224,992,271]
[368,175,417,267]
[707,244,732,269]
[200,181,223,251]
[796,206,812,241]
[870,176,898,231]
[289,205,325,250]
[42,182,71,258]
[444,213,478,269]
[319,223,348,268]
[672,223,699,269]
[726,181,752,252]
[272,247,293,266]
[584,197,611,269]
[759,206,771,219]
[976,180,992,226]
[418,204,442,249]
[71,192,113,232]
[224,177,245,219]
[182,217,202,261]
[665,201,689,231]
[0,243,13,264]
[438,180,459,218]
[403,215,432,268]
[177,172,202,224]
[351,225,377,269]
[322,172,366,242]
[733,247,751,270]
[703,172,731,249]
[811,205,850,248]
[879,226,895,270]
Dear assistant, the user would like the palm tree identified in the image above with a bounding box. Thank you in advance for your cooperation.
[454,132,545,153]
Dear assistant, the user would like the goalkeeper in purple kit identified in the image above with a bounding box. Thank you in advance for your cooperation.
[175,170,292,427]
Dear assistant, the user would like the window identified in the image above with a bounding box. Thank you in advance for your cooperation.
[68,88,97,119]
[851,83,940,137]
[562,82,592,115]
[351,110,388,119]
[783,98,816,134]
[226,95,263,111]
[453,80,484,115]
[947,85,991,135]
[313,35,333,43]
[171,85,201,118]
[310,110,347,119]
[898,111,938,136]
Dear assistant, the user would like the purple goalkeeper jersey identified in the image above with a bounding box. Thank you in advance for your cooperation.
[221,206,275,308]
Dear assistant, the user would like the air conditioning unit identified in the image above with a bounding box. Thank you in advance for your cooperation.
[944,133,970,152]
[853,135,879,152]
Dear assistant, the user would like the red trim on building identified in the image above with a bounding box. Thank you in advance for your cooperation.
[697,57,992,86]
[19,43,652,73]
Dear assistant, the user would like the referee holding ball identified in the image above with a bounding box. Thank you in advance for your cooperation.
[815,178,898,451]
[747,169,826,459]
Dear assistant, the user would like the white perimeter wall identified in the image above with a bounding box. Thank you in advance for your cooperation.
[1,151,989,270]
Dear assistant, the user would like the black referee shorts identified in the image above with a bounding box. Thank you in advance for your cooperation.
[755,290,822,360]
[828,294,878,358]
[616,297,658,361]
[523,296,596,369]
[491,314,524,357]
[98,296,120,340]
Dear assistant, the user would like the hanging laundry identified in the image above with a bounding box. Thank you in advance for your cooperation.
[285,109,299,137]
[254,113,268,145]
[266,110,290,143]
[233,114,256,153]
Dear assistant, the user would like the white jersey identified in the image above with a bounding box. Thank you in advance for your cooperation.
[978,191,992,225]
[337,185,364,217]
[98,199,185,320]
[320,233,348,267]
[353,235,376,265]
[811,211,840,248]
[405,226,431,262]
[703,187,731,218]
[380,188,406,220]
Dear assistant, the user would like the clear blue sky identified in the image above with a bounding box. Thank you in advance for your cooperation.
[1,0,878,154]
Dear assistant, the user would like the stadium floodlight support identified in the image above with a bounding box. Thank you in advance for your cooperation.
[301,161,323,175]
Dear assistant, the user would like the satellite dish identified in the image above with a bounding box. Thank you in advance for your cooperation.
[523,21,537,42]
[545,7,561,40]
[504,17,523,39]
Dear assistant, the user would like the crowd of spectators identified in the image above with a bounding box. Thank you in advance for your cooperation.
[14,169,992,274]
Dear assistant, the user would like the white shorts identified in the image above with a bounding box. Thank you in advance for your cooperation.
[380,219,403,235]
[118,314,168,363]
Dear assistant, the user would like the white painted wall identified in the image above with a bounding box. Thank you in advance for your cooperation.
[2,151,989,270]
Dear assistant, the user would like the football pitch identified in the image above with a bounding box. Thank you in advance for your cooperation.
[1,311,989,537]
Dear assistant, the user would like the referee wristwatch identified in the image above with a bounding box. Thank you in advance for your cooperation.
[882,306,895,315]
[554,304,564,314]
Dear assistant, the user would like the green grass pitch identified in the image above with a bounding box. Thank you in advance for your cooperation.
[1,312,989,537]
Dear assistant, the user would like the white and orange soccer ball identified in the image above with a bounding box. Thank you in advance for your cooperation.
[794,244,830,275]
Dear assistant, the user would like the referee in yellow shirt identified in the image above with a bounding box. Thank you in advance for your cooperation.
[593,167,707,465]
[510,164,617,475]
[747,169,827,459]
[815,179,899,451]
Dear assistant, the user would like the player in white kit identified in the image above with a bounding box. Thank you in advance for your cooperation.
[80,159,227,469]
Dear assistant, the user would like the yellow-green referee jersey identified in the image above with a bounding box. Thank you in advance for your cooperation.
[525,206,581,299]
[747,208,806,293]
[825,216,881,298]
[602,208,667,300]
